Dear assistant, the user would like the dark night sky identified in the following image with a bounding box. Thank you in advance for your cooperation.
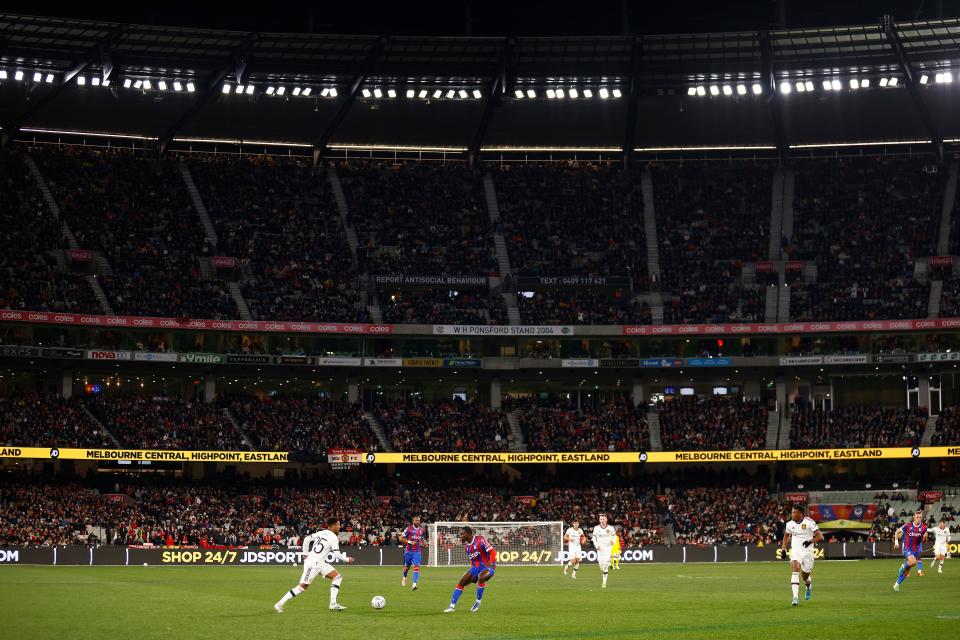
[8,0,960,37]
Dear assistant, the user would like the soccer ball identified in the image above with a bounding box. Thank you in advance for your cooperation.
[371,595,386,609]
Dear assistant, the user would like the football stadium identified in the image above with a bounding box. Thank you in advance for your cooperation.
[2,2,960,638]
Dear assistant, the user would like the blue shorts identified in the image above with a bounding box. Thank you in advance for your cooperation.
[404,551,422,567]
[903,548,921,560]
[468,565,495,579]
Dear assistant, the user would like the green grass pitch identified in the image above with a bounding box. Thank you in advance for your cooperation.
[1,560,958,639]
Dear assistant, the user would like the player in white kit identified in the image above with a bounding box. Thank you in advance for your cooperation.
[563,518,585,578]
[933,519,952,574]
[274,517,355,613]
[782,505,823,606]
[592,513,616,588]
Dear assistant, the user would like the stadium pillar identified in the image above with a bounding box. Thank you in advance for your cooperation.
[348,379,359,403]
[918,378,930,409]
[61,371,73,399]
[774,381,786,412]
[490,378,502,409]
[631,380,644,407]
[203,377,216,403]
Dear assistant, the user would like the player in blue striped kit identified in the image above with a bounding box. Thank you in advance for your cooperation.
[400,515,426,591]
[893,510,928,591]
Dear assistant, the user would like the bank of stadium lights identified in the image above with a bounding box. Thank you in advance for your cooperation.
[689,83,760,96]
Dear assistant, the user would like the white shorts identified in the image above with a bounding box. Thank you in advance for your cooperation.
[567,546,582,560]
[299,559,334,585]
[935,544,948,557]
[598,549,612,569]
[791,550,814,573]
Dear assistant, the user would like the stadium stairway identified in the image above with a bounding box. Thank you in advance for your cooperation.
[364,411,393,452]
[80,404,123,448]
[929,160,959,318]
[764,410,780,449]
[768,168,785,260]
[928,280,943,319]
[87,275,115,315]
[222,407,256,450]
[506,410,526,451]
[921,415,939,446]
[764,287,778,324]
[26,153,114,314]
[661,524,677,546]
[226,282,253,321]
[781,168,796,242]
[328,166,380,323]
[483,173,521,325]
[647,406,663,452]
[640,167,662,284]
[179,161,219,247]
[777,414,792,450]
[776,273,790,323]
[936,160,959,256]
[197,256,217,281]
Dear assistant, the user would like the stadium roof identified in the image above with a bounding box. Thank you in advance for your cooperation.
[3,13,960,157]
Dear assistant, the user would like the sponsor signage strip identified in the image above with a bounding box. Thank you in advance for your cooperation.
[364,357,403,367]
[622,318,957,336]
[374,275,488,286]
[780,356,822,366]
[433,325,574,336]
[514,276,630,287]
[4,309,960,338]
[0,310,393,335]
[3,446,957,464]
[0,447,289,462]
[823,355,869,364]
[918,352,960,362]
[133,352,179,362]
[686,357,732,367]
[364,446,960,464]
[561,359,598,368]
[9,543,944,565]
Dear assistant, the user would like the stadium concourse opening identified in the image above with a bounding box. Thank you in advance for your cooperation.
[4,4,960,638]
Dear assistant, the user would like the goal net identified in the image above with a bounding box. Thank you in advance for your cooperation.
[429,521,564,567]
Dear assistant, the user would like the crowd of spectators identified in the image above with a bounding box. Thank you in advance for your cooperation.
[226,396,374,454]
[932,406,960,446]
[0,474,667,548]
[340,161,496,276]
[663,272,764,324]
[87,394,243,450]
[789,157,942,321]
[190,155,365,323]
[939,277,960,318]
[378,288,505,324]
[790,406,928,448]
[0,393,111,447]
[517,290,651,325]
[653,161,772,324]
[34,146,238,319]
[375,399,511,451]
[9,468,957,550]
[515,398,650,451]
[657,396,768,451]
[8,148,957,328]
[666,485,783,545]
[0,150,103,314]
[493,162,648,285]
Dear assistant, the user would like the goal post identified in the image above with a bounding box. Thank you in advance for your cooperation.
[429,521,564,567]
